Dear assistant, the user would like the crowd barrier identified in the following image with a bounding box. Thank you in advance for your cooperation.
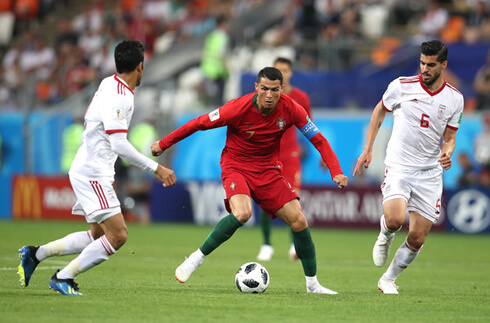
[6,175,489,234]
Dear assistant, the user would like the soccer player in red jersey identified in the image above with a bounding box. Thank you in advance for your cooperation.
[152,67,348,294]
[257,57,312,262]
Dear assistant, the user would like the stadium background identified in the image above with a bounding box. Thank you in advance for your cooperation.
[0,0,489,234]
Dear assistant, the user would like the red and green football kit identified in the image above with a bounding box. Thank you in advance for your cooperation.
[159,92,342,217]
[279,87,311,191]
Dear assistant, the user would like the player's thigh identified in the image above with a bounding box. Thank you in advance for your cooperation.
[70,175,121,224]
[229,194,253,223]
[381,167,410,225]
[409,167,443,224]
[382,198,407,226]
[250,169,299,218]
[274,199,307,232]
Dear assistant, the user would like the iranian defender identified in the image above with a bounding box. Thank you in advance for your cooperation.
[17,40,176,295]
[354,40,464,294]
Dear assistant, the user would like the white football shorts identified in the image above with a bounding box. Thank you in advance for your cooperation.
[381,166,443,223]
[69,175,121,224]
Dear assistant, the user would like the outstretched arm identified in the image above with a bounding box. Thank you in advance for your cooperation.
[109,132,176,187]
[353,100,387,176]
[152,108,228,156]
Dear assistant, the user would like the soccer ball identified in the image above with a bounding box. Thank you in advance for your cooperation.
[235,262,269,293]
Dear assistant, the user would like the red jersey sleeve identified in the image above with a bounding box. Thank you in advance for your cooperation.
[290,99,343,179]
[159,103,236,150]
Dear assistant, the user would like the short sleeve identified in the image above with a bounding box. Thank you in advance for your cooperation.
[290,98,309,129]
[381,78,401,112]
[101,95,129,134]
[447,95,464,130]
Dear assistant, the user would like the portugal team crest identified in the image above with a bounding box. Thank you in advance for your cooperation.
[276,118,286,130]
[438,104,446,120]
[230,182,237,191]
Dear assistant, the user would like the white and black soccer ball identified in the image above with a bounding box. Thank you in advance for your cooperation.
[235,262,269,293]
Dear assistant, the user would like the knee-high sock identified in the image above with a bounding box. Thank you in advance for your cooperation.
[292,227,316,277]
[199,213,243,256]
[385,239,422,280]
[57,235,116,280]
[36,230,94,261]
[259,210,273,246]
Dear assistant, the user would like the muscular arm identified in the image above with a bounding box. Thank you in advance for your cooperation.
[439,127,457,170]
[353,100,387,176]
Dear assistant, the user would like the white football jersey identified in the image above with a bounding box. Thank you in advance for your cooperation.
[382,75,464,170]
[70,75,135,179]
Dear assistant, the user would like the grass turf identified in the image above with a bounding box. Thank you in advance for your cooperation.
[0,220,489,322]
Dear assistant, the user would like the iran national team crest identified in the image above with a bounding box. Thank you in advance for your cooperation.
[438,104,446,120]
[230,182,237,191]
[276,118,286,130]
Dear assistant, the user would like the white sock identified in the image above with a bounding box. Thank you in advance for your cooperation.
[37,230,93,261]
[385,239,422,280]
[57,235,116,279]
[193,248,205,259]
[305,275,319,289]
[380,215,401,237]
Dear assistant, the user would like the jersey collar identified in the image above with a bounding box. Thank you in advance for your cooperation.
[114,74,134,95]
[252,93,278,116]
[419,75,446,96]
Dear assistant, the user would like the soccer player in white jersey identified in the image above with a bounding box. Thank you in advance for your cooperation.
[353,40,464,294]
[17,40,176,296]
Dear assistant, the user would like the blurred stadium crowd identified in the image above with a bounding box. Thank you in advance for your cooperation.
[0,0,489,109]
[0,0,489,189]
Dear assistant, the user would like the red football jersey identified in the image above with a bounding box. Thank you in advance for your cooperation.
[279,87,311,162]
[160,92,342,178]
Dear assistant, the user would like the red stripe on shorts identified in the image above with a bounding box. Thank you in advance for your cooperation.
[91,181,108,209]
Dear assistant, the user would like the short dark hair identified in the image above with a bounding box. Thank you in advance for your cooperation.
[421,40,448,63]
[114,40,145,74]
[257,67,283,85]
[274,57,293,68]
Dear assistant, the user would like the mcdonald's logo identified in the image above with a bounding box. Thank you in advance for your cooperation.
[12,176,42,219]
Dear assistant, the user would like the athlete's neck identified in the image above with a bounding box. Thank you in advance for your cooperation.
[258,105,275,116]
[117,73,137,91]
[423,76,445,92]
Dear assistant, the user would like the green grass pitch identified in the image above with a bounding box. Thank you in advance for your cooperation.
[0,220,489,322]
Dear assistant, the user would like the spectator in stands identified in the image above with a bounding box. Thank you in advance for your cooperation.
[413,0,449,42]
[20,35,55,82]
[54,18,79,51]
[200,15,230,106]
[90,40,117,80]
[474,49,490,110]
[464,0,490,43]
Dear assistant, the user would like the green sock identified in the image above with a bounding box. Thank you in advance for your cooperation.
[292,227,317,277]
[199,213,243,255]
[259,209,273,246]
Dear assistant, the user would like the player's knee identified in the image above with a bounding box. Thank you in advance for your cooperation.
[289,214,308,232]
[407,234,425,249]
[385,216,403,231]
[233,209,252,224]
[111,227,128,250]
